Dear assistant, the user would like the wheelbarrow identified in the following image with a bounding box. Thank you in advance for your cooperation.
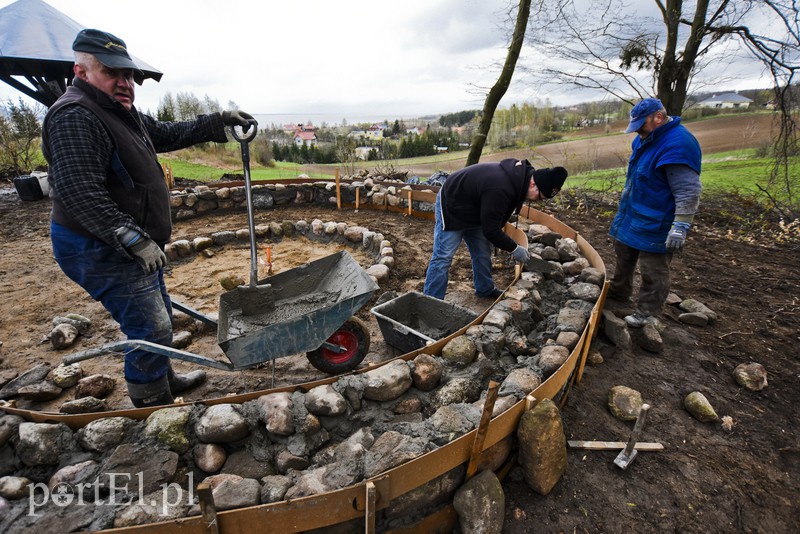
[63,250,379,374]
[63,123,379,375]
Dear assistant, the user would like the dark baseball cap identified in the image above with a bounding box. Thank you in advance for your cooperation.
[72,29,142,75]
[625,98,664,133]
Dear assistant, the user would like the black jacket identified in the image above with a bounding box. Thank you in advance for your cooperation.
[440,158,532,251]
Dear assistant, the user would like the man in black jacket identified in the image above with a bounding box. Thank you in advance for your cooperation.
[423,159,567,300]
[43,29,255,407]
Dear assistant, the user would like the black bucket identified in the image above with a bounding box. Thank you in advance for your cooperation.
[13,175,43,201]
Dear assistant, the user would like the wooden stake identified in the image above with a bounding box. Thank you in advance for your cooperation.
[524,394,537,411]
[406,189,413,216]
[567,440,664,451]
[197,482,219,534]
[335,168,341,209]
[364,481,376,533]
[466,381,500,479]
[355,186,360,209]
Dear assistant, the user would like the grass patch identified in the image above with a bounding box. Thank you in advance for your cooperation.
[159,156,335,181]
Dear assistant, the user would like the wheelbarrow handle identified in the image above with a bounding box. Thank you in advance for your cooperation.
[229,121,258,143]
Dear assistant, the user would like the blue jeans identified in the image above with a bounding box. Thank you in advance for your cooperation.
[51,222,172,384]
[423,191,495,299]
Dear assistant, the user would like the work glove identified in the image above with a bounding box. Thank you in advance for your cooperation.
[222,110,256,128]
[665,221,691,252]
[511,245,531,264]
[129,237,167,274]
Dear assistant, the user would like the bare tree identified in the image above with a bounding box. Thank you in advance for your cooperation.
[467,0,532,165]
[524,0,799,213]
[524,0,798,114]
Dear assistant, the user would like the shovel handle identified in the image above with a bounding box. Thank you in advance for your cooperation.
[230,121,258,143]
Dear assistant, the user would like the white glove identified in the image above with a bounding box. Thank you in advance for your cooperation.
[512,245,530,263]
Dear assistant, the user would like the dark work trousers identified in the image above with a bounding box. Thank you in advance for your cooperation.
[608,239,673,316]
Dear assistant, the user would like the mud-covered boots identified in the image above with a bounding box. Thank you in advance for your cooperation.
[167,365,207,394]
[126,374,174,408]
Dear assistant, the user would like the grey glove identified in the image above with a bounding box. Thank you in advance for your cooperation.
[129,237,167,274]
[511,245,530,263]
[222,110,256,128]
[666,221,691,252]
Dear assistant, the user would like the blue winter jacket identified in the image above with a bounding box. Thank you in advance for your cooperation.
[609,117,702,253]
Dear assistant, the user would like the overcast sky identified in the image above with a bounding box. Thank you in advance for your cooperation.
[0,0,781,120]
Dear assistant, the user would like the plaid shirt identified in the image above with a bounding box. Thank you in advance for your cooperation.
[44,80,227,252]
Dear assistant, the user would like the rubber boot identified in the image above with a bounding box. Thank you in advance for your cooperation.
[126,374,174,408]
[167,365,207,394]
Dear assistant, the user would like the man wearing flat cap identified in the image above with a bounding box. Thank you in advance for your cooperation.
[42,29,257,407]
[423,158,568,300]
[608,97,702,328]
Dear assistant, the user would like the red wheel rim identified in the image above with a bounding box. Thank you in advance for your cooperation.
[321,329,359,364]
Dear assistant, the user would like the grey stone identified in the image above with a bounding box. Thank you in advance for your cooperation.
[193,443,226,473]
[222,450,274,480]
[78,417,130,452]
[52,314,92,334]
[433,377,482,408]
[499,368,542,399]
[410,353,443,391]
[50,323,79,349]
[113,484,193,527]
[75,374,116,399]
[211,477,262,511]
[195,404,250,443]
[607,386,643,421]
[684,391,719,422]
[517,399,566,495]
[441,335,477,367]
[144,406,192,453]
[538,345,570,376]
[678,298,718,323]
[47,460,98,492]
[453,469,505,534]
[430,404,480,436]
[60,396,108,414]
[17,422,73,466]
[250,392,294,436]
[260,475,292,503]
[602,310,632,349]
[733,362,768,391]
[0,415,24,448]
[631,323,663,353]
[385,466,464,520]
[304,384,348,416]
[275,450,309,474]
[679,312,710,326]
[568,282,601,302]
[363,360,412,401]
[364,431,428,478]
[18,381,62,401]
[0,476,32,500]
[97,444,179,496]
[0,363,51,399]
[49,364,82,388]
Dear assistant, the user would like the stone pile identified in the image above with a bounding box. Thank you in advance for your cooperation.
[0,222,602,532]
[169,179,430,222]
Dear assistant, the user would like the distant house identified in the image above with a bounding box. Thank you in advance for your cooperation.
[697,93,753,109]
[293,128,318,148]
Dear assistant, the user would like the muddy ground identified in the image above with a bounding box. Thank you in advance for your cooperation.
[0,183,797,532]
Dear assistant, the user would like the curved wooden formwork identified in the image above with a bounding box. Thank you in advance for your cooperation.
[0,190,607,533]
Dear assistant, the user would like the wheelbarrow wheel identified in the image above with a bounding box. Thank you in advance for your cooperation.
[306,316,370,374]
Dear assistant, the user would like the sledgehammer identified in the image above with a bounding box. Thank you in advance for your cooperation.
[614,403,651,470]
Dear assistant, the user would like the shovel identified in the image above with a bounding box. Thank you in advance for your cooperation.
[230,119,274,316]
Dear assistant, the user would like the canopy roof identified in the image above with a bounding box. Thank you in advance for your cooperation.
[0,0,162,106]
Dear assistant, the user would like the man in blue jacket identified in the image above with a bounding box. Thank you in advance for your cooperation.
[43,29,255,407]
[608,98,702,328]
[423,158,568,300]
